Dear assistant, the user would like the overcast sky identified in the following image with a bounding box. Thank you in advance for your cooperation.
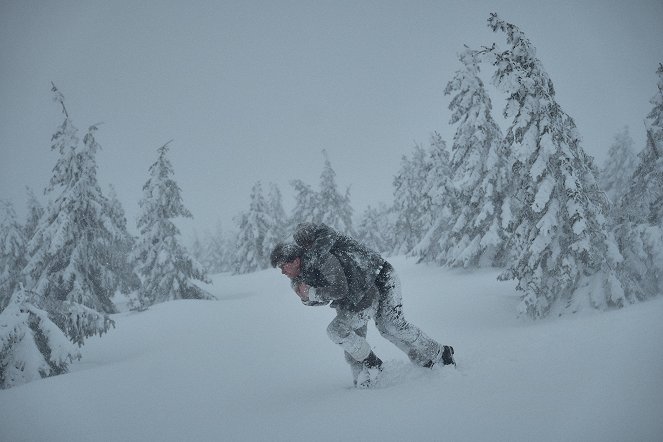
[2,0,662,240]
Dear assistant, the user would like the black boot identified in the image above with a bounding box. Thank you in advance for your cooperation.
[422,345,455,368]
[355,351,383,388]
[440,345,455,366]
[363,351,383,369]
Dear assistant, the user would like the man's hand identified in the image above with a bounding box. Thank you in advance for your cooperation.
[294,282,310,302]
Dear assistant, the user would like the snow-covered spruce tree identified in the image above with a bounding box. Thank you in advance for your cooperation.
[487,14,625,317]
[233,181,272,274]
[356,203,394,254]
[204,222,234,273]
[412,133,455,263]
[105,185,140,295]
[614,64,663,300]
[599,126,638,207]
[0,287,80,389]
[441,48,510,268]
[391,143,433,255]
[26,121,118,313]
[264,183,288,257]
[314,150,354,235]
[0,202,26,312]
[133,141,212,308]
[24,86,117,346]
[290,179,318,226]
[190,232,208,272]
[288,150,354,236]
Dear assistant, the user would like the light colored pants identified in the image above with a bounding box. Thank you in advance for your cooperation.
[326,267,443,369]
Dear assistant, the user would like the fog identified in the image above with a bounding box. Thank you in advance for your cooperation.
[2,0,662,238]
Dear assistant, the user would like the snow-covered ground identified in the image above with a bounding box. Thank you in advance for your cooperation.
[1,256,662,442]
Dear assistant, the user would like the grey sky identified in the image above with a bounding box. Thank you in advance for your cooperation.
[1,0,662,239]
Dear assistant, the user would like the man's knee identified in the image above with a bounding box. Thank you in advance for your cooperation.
[375,313,420,344]
[375,304,405,334]
[375,313,399,336]
[327,318,352,344]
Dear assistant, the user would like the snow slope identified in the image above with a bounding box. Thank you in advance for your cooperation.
[1,256,662,442]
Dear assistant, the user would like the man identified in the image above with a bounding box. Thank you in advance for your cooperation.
[271,222,455,388]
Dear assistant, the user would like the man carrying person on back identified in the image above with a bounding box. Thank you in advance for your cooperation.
[271,222,455,388]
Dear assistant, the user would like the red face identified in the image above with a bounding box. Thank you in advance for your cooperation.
[279,257,301,279]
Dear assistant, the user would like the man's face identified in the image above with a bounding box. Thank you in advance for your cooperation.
[279,257,301,279]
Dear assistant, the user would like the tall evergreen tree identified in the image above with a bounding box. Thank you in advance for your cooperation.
[441,48,510,268]
[133,141,212,308]
[233,181,272,274]
[599,127,638,206]
[614,64,663,300]
[24,86,117,346]
[488,14,625,317]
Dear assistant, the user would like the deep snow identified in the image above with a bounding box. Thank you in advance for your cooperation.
[1,256,662,442]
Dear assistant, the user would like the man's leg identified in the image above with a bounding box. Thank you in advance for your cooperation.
[344,324,367,383]
[374,264,454,367]
[327,308,382,386]
[327,309,372,362]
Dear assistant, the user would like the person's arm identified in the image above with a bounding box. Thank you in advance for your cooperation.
[297,254,348,304]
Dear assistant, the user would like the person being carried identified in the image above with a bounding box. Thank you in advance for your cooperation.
[271,222,455,388]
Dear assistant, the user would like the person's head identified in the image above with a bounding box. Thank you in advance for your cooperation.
[270,242,303,279]
[293,222,318,248]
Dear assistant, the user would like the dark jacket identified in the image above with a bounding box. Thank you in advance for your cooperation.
[294,223,386,311]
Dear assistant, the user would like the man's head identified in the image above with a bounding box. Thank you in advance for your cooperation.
[270,242,303,279]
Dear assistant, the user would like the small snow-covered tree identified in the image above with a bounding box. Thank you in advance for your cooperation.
[0,202,26,312]
[600,127,638,206]
[204,222,234,273]
[391,143,432,255]
[488,14,625,318]
[290,179,318,225]
[441,48,510,268]
[133,141,212,308]
[412,133,454,263]
[614,64,663,300]
[233,181,272,274]
[264,183,288,256]
[289,151,354,236]
[356,203,394,254]
[190,231,207,271]
[105,185,140,295]
[0,288,80,389]
[315,150,354,235]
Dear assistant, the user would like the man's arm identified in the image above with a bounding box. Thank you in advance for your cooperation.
[298,254,349,303]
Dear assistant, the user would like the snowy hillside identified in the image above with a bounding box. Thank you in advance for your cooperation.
[1,256,662,442]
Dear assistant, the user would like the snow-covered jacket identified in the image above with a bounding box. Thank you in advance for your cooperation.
[294,223,385,311]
